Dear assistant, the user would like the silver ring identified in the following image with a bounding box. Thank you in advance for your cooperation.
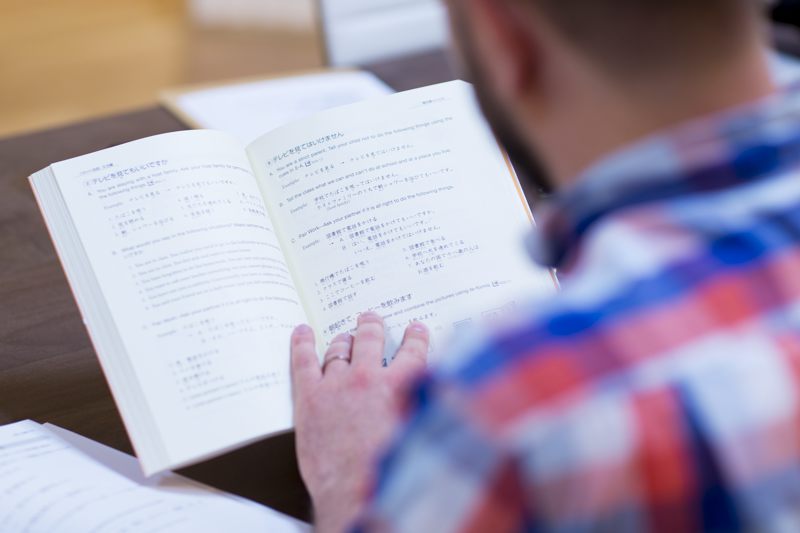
[322,353,351,373]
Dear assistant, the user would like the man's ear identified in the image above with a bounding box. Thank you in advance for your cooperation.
[465,0,539,99]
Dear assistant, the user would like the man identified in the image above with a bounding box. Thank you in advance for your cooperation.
[291,0,800,530]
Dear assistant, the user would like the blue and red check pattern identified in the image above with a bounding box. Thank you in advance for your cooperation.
[355,84,800,531]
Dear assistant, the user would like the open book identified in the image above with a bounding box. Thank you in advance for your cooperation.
[0,420,308,532]
[30,81,556,476]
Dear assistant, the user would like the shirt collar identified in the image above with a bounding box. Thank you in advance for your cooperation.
[528,81,800,269]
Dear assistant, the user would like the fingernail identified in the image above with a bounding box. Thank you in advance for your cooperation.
[332,332,352,343]
[294,324,312,335]
[358,311,382,324]
[409,322,428,334]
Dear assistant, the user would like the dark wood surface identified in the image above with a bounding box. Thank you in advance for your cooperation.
[0,49,455,520]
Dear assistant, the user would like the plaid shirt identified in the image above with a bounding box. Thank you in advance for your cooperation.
[355,84,800,532]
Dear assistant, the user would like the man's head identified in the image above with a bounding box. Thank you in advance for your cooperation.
[445,0,773,193]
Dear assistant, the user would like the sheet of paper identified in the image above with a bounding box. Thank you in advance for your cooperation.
[248,81,556,360]
[320,0,449,66]
[167,71,394,144]
[48,130,307,474]
[0,420,309,533]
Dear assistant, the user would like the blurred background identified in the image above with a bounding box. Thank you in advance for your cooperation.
[0,0,323,138]
[3,0,800,140]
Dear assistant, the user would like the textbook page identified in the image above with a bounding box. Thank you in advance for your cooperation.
[248,81,556,359]
[0,420,309,533]
[47,130,307,474]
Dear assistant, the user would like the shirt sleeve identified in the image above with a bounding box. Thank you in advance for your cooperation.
[352,376,531,533]
[351,364,749,532]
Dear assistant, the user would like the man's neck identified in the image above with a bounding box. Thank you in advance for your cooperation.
[531,44,778,190]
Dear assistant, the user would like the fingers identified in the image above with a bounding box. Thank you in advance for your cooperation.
[296,314,428,384]
[290,324,321,397]
[391,322,430,376]
[322,332,353,376]
[351,311,385,367]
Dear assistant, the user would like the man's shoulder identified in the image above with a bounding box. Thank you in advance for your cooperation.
[418,141,800,438]
[429,187,800,433]
[422,290,625,441]
[422,281,800,480]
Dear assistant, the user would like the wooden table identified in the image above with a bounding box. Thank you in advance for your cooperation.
[0,49,455,521]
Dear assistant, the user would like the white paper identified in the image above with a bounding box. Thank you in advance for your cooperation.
[248,81,556,360]
[320,0,449,66]
[0,420,309,533]
[171,71,394,144]
[50,130,306,474]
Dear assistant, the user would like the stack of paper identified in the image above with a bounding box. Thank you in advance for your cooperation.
[162,70,394,144]
[0,420,309,533]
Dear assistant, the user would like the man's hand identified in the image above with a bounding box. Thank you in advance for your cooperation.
[291,312,430,533]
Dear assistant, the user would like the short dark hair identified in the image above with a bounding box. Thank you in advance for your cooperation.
[530,0,759,76]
